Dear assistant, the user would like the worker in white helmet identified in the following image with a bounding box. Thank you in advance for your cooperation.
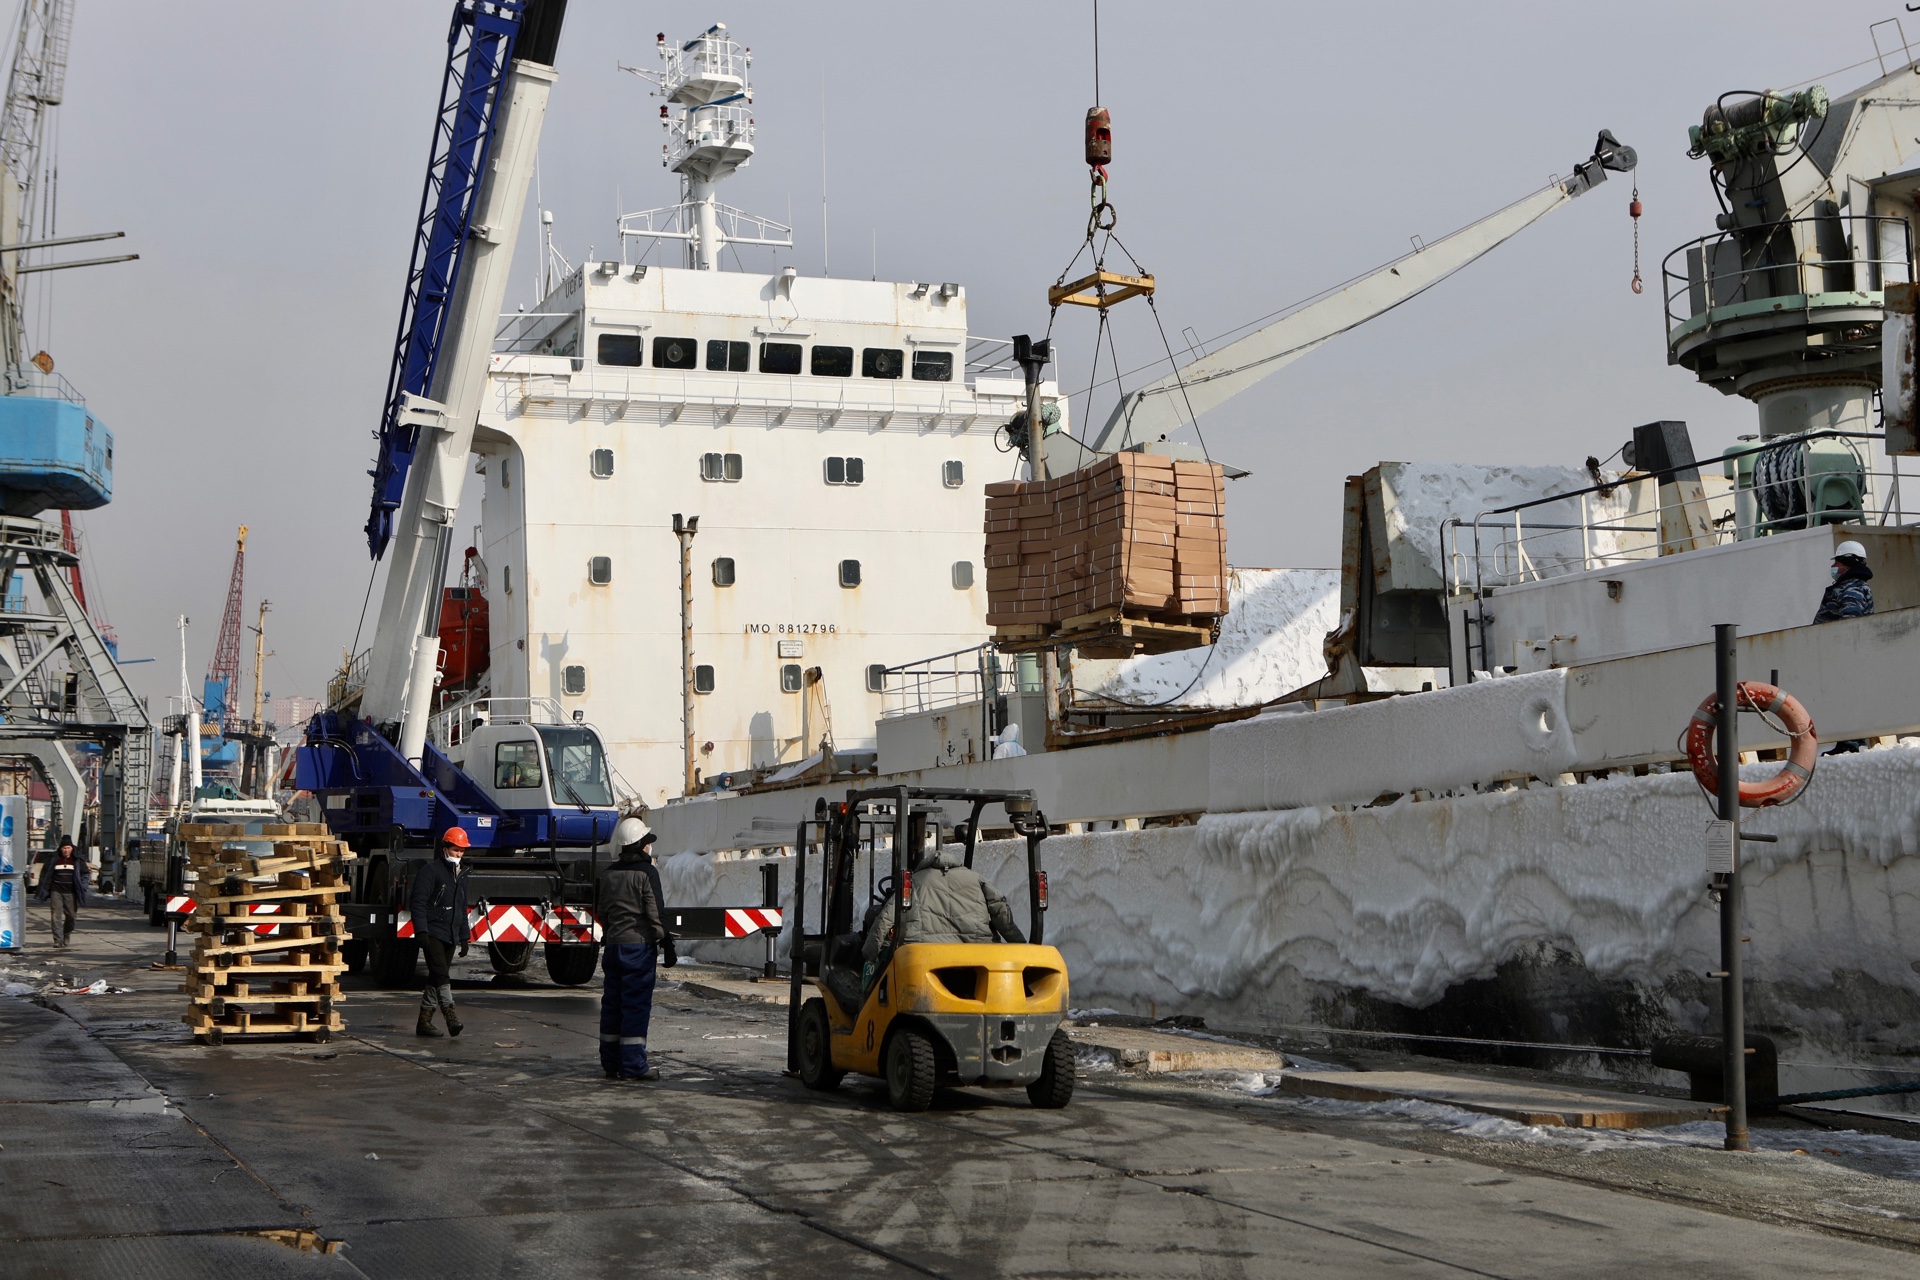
[1816,539,1875,753]
[594,816,674,1079]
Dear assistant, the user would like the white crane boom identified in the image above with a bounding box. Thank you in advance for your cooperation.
[1089,132,1636,454]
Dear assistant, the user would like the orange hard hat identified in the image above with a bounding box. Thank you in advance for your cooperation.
[441,827,471,848]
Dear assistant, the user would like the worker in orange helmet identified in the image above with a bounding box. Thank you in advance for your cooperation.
[410,827,473,1037]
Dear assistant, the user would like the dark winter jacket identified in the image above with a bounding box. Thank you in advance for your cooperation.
[1815,564,1875,622]
[596,851,666,946]
[32,847,86,904]
[863,848,1024,960]
[408,856,471,945]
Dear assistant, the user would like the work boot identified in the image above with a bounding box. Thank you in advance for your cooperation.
[444,1006,463,1037]
[416,1010,443,1038]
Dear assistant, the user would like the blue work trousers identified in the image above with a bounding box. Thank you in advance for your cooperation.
[599,942,658,1077]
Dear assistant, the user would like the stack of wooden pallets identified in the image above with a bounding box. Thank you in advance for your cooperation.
[178,822,355,1046]
[984,451,1228,655]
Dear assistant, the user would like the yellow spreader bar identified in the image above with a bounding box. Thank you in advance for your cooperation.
[1048,269,1155,310]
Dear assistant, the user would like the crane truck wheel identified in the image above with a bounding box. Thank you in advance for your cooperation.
[883,1027,939,1112]
[1026,1029,1076,1109]
[543,942,599,986]
[488,941,534,975]
[796,999,844,1091]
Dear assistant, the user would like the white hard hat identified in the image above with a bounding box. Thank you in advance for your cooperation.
[1834,540,1867,560]
[613,816,653,849]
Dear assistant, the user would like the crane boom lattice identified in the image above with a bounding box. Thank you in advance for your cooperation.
[208,525,246,693]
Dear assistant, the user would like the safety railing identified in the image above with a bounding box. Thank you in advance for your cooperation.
[1662,214,1914,335]
[326,649,370,712]
[1440,431,1905,598]
[878,644,1041,721]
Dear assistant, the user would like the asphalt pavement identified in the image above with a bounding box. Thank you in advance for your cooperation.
[4,897,1919,1279]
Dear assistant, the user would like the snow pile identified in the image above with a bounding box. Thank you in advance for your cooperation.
[1379,461,1636,588]
[1210,668,1575,810]
[1083,568,1339,708]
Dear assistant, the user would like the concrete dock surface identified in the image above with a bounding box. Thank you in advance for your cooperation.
[4,898,1920,1279]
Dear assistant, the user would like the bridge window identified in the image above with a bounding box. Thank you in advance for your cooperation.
[706,339,750,372]
[824,456,864,485]
[911,350,953,382]
[700,452,743,482]
[862,347,903,379]
[652,336,698,369]
[597,334,643,366]
[590,448,614,477]
[588,556,612,585]
[839,559,862,588]
[759,342,802,375]
[562,664,588,696]
[811,345,855,377]
[494,739,544,790]
[694,664,716,694]
[712,557,736,586]
[781,663,803,693]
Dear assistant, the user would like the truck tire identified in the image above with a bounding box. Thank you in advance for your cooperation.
[796,999,844,1091]
[884,1026,938,1112]
[368,938,419,987]
[488,941,534,975]
[146,886,163,927]
[543,942,598,986]
[342,941,369,975]
[1026,1028,1076,1109]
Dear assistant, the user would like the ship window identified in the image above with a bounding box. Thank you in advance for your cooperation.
[862,347,904,379]
[780,663,803,693]
[588,556,613,585]
[652,335,698,369]
[706,339,750,372]
[911,350,954,382]
[866,663,887,693]
[700,452,743,482]
[694,664,716,694]
[823,456,864,486]
[597,334,644,366]
[503,564,513,595]
[501,458,511,489]
[839,559,862,588]
[561,664,588,696]
[951,561,974,589]
[712,556,735,586]
[942,460,964,487]
[811,345,855,377]
[494,739,544,790]
[590,448,614,478]
[759,342,802,375]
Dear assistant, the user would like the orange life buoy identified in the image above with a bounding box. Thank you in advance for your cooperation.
[1684,681,1818,808]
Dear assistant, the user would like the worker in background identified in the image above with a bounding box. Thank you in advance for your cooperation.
[595,817,677,1080]
[410,828,472,1038]
[32,836,85,948]
[992,723,1027,759]
[863,825,1024,966]
[1815,539,1875,754]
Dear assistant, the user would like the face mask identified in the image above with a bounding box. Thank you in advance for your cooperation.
[445,851,463,866]
[1831,565,1843,581]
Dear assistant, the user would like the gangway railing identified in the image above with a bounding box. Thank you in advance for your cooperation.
[877,644,1040,721]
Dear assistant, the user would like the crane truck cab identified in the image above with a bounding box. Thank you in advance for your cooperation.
[788,786,1074,1112]
[449,702,617,847]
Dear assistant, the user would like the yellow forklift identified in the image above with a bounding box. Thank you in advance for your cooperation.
[786,786,1073,1111]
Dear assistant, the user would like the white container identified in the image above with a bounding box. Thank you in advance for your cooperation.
[0,795,23,874]
[0,873,23,950]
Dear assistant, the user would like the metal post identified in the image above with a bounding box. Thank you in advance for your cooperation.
[1012,335,1060,740]
[760,860,779,979]
[164,915,178,968]
[673,514,699,796]
[1714,622,1749,1151]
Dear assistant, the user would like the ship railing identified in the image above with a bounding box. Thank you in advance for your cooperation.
[877,643,1041,721]
[326,649,370,712]
[3,367,86,404]
[1662,214,1914,336]
[1441,430,1905,597]
[429,696,569,751]
[617,198,793,253]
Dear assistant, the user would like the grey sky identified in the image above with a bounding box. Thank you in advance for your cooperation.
[40,0,1918,715]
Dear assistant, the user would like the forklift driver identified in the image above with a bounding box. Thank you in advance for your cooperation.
[862,823,1025,967]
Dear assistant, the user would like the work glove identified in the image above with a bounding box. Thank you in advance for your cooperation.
[458,942,470,958]
[662,937,678,968]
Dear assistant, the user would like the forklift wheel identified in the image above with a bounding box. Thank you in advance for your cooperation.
[796,999,843,1091]
[884,1027,938,1112]
[1026,1028,1076,1109]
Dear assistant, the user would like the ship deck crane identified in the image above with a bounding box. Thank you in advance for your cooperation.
[1055,131,1638,469]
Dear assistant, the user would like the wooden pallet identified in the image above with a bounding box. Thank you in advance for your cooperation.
[994,606,1222,658]
[182,824,357,1045]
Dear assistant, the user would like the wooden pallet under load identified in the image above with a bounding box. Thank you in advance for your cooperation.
[178,822,357,1046]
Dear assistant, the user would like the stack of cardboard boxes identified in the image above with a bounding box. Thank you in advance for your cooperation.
[984,452,1227,633]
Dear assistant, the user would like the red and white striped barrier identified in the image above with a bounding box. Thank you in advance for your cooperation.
[724,907,783,937]
[164,895,195,916]
[396,904,603,944]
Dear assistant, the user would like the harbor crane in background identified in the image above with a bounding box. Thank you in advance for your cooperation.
[1045,132,1638,472]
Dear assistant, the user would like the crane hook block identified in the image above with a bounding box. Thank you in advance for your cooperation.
[1085,106,1113,168]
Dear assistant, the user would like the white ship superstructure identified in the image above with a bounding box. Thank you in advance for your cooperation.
[461,24,1059,804]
